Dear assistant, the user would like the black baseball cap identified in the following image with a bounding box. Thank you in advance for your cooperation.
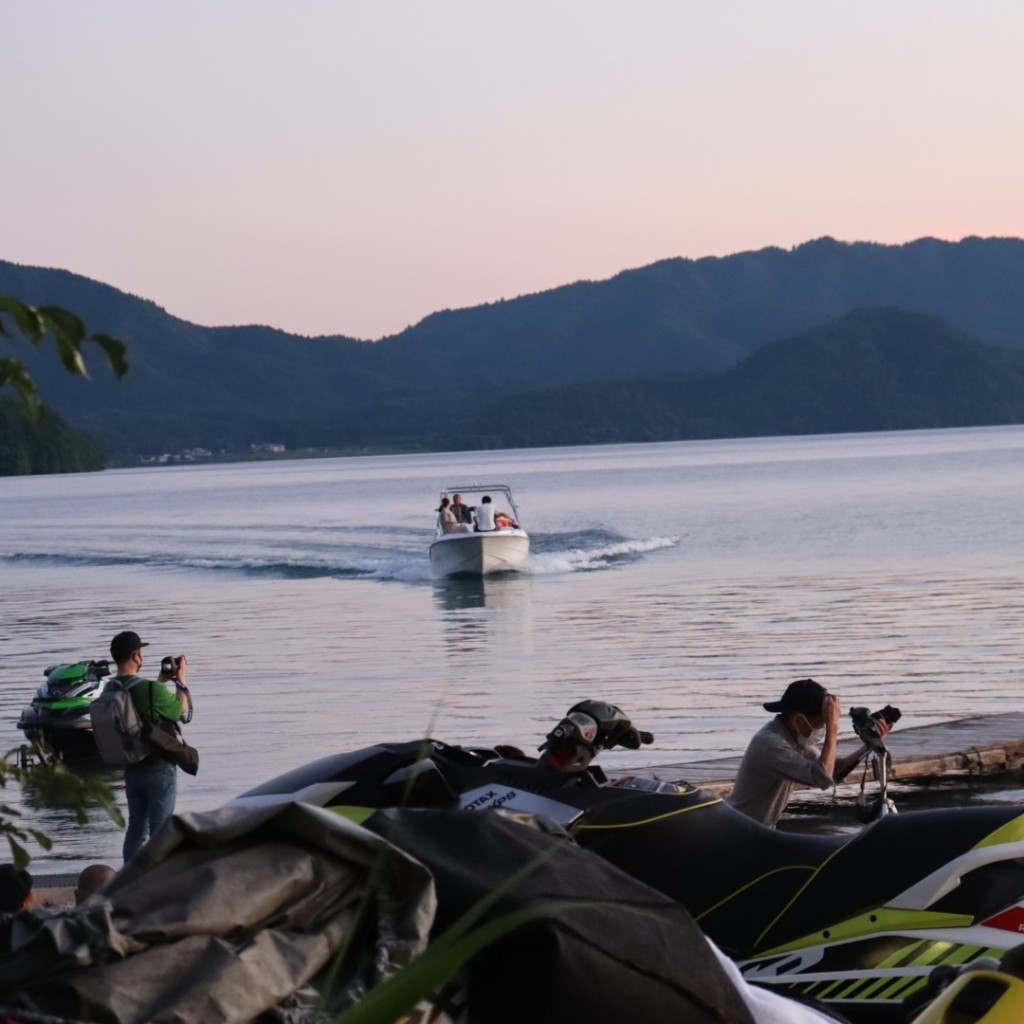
[110,630,149,662]
[763,678,827,715]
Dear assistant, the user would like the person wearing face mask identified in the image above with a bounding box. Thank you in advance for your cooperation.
[727,678,889,827]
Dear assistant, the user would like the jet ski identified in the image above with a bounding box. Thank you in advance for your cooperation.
[905,941,1024,1023]
[17,658,111,760]
[229,700,1024,1023]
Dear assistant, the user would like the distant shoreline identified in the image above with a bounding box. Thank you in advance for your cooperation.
[113,443,432,469]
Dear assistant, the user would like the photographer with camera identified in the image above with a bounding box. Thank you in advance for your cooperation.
[108,630,194,861]
[727,678,893,827]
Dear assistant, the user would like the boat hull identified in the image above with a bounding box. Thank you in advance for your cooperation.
[430,530,529,577]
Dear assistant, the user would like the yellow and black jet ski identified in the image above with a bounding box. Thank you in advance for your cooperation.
[230,701,1024,1023]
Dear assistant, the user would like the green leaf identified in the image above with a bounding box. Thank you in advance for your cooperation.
[39,305,87,348]
[0,297,45,343]
[54,333,90,378]
[28,829,53,851]
[0,297,130,415]
[0,358,42,419]
[92,333,130,378]
[6,837,29,872]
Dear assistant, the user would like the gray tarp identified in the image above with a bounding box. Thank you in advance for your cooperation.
[0,802,436,1024]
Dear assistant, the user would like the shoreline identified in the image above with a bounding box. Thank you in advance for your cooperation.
[32,873,78,909]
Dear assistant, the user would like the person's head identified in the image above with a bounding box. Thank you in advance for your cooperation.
[110,630,149,672]
[75,863,116,905]
[452,493,463,504]
[481,495,492,504]
[0,864,34,913]
[440,497,450,509]
[763,678,828,738]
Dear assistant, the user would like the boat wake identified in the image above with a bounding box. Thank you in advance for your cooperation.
[1,531,677,583]
[525,532,678,575]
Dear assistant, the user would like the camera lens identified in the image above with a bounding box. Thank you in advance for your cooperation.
[874,705,902,725]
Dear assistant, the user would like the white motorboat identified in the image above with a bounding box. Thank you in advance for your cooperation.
[430,484,530,577]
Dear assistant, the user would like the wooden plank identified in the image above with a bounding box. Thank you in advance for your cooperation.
[631,712,1024,797]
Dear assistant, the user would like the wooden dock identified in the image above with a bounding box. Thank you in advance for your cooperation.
[642,712,1024,799]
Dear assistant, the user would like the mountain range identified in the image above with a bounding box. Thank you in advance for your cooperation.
[2,235,1024,462]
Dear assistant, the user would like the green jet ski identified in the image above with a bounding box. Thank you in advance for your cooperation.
[17,658,111,760]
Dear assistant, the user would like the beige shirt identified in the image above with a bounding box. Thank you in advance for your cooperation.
[727,716,833,827]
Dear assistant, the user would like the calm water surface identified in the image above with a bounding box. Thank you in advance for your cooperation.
[1,426,1022,870]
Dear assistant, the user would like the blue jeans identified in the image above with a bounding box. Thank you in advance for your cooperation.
[123,759,177,861]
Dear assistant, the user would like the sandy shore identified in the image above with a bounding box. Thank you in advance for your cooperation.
[32,874,80,910]
[36,885,76,909]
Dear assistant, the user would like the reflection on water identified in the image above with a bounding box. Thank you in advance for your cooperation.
[432,574,533,612]
[432,575,534,654]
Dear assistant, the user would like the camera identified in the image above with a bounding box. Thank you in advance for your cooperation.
[872,705,902,727]
[850,704,901,750]
[161,655,181,677]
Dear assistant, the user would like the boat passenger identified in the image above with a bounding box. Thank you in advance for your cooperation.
[450,493,473,525]
[728,678,891,827]
[438,497,458,534]
[475,495,515,532]
[474,495,498,532]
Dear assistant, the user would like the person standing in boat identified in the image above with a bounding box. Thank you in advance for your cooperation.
[728,678,890,827]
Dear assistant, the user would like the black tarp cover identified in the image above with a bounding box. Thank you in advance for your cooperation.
[0,802,435,1024]
[0,803,836,1024]
[366,808,760,1024]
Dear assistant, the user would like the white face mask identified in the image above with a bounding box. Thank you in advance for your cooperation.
[795,716,825,750]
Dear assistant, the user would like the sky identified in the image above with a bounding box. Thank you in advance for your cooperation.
[4,1,1023,340]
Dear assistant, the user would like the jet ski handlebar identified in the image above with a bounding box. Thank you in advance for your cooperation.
[541,700,654,755]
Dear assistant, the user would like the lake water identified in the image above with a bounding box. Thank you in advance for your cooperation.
[2,425,1023,871]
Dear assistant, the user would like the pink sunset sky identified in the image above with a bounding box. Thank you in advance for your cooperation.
[5,1,1023,340]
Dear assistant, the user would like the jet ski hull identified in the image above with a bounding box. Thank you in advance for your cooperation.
[229,739,1024,1022]
[18,709,99,761]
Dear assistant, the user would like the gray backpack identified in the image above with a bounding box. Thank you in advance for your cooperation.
[89,676,151,765]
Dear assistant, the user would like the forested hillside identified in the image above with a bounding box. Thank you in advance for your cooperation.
[0,397,104,475]
[2,235,1023,461]
[476,309,1024,447]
